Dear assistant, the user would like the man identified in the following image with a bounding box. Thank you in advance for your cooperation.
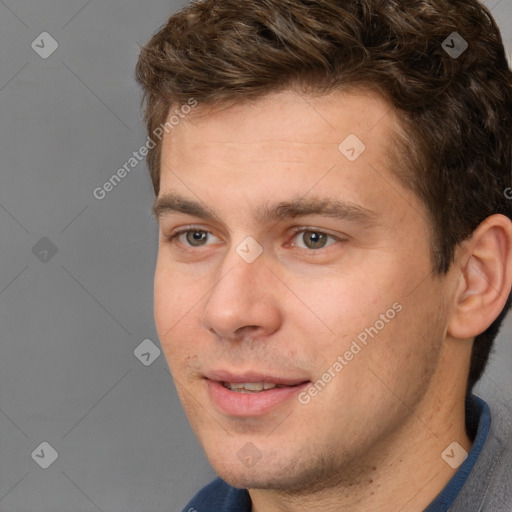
[136,0,512,510]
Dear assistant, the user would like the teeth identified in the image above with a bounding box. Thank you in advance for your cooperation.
[223,382,279,392]
[240,382,264,391]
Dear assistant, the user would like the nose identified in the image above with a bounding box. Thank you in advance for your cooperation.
[200,246,283,342]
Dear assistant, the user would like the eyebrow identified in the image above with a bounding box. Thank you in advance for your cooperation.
[152,192,378,226]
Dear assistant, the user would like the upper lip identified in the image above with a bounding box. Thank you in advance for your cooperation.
[204,370,310,386]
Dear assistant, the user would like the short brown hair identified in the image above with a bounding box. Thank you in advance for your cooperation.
[136,0,512,396]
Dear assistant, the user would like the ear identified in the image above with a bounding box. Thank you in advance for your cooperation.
[448,214,512,340]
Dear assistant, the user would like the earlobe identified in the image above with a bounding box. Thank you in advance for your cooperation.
[448,214,512,340]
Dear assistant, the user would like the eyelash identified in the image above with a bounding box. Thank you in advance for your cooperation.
[164,225,343,254]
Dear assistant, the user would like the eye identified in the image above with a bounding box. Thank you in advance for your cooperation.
[289,229,340,250]
[164,226,344,252]
[165,227,220,247]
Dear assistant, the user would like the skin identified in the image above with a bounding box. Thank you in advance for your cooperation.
[152,88,512,511]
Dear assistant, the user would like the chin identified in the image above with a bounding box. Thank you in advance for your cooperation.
[206,449,319,493]
[215,465,290,491]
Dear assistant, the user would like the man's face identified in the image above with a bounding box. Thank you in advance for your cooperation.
[153,89,453,491]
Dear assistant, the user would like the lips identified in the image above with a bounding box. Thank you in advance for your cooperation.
[204,369,311,416]
[204,369,310,386]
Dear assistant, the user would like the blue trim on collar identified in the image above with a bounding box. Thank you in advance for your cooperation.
[183,477,250,511]
[424,394,491,511]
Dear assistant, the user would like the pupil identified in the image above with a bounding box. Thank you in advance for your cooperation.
[188,231,207,246]
[305,231,326,249]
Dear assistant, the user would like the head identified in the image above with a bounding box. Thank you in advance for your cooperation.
[136,0,512,492]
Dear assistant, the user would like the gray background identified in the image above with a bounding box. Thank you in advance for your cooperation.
[0,1,510,511]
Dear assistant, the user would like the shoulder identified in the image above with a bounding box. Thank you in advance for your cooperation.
[452,395,512,511]
[181,477,251,512]
[480,398,512,509]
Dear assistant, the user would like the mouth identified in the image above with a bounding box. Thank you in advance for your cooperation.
[221,381,299,393]
[204,370,311,416]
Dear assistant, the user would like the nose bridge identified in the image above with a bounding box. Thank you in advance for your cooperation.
[214,234,268,297]
[218,253,257,299]
[205,242,265,314]
[200,241,280,339]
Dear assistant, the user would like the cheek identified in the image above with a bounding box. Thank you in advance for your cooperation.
[154,255,200,322]
[360,285,447,398]
[296,265,441,385]
[296,279,383,346]
[153,263,199,362]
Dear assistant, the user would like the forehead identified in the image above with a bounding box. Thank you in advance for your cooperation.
[161,88,399,162]
[156,88,425,229]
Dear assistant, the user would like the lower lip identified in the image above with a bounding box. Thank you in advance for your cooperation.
[206,379,310,417]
